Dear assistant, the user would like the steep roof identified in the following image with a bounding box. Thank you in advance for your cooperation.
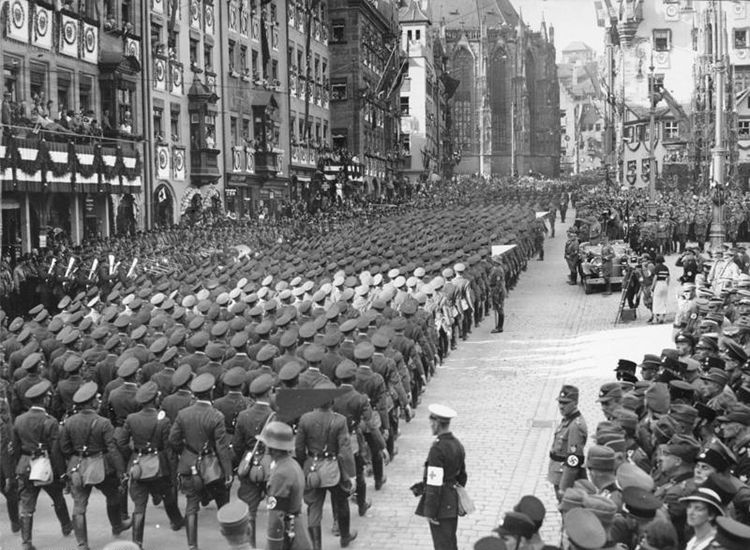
[432,0,518,30]
[563,41,593,53]
[399,0,430,24]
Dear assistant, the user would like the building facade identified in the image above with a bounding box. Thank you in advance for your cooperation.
[432,0,560,178]
[0,0,146,255]
[327,0,403,196]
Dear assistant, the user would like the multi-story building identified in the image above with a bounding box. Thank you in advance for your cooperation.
[433,0,560,177]
[0,0,146,254]
[398,0,440,183]
[327,0,403,195]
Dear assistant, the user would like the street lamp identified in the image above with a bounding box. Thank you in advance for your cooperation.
[708,0,727,248]
[647,51,658,220]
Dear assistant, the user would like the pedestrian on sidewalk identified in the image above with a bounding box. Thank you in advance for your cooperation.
[414,404,467,550]
[651,255,671,324]
[548,385,587,501]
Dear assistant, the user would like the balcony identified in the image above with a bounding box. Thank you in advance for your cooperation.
[254,150,279,180]
[190,148,221,185]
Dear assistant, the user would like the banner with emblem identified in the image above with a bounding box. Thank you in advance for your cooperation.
[204,3,214,35]
[641,158,653,183]
[626,160,637,185]
[31,4,51,49]
[8,0,29,43]
[156,145,170,180]
[59,14,79,58]
[173,147,185,180]
[125,37,140,62]
[154,58,167,91]
[189,0,201,29]
[152,0,164,14]
[81,22,98,64]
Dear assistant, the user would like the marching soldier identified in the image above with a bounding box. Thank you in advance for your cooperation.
[414,404,467,550]
[564,229,580,286]
[548,385,587,501]
[168,373,232,550]
[260,421,312,550]
[59,381,132,550]
[488,256,507,334]
[115,381,184,548]
[12,380,72,550]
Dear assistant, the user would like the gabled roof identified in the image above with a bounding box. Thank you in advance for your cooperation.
[399,0,430,24]
[563,41,593,53]
[433,0,518,30]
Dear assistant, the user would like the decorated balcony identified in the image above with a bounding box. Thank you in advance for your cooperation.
[0,136,143,193]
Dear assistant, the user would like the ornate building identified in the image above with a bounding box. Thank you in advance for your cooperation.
[433,0,560,177]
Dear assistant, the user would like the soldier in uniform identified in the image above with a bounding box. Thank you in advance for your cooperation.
[548,385,587,501]
[12,380,72,549]
[600,235,615,296]
[161,364,194,423]
[168,373,232,550]
[295,380,357,550]
[260,421,312,550]
[233,373,276,548]
[213,367,249,435]
[115,381,184,548]
[414,404,466,550]
[59,381,132,550]
[488,256,507,334]
[565,229,580,286]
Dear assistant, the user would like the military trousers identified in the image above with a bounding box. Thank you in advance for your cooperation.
[303,484,349,530]
[70,474,122,521]
[179,474,229,515]
[130,475,183,523]
[18,476,69,518]
[428,517,458,550]
[237,477,265,518]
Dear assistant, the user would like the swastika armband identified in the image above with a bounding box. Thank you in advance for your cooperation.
[566,454,582,468]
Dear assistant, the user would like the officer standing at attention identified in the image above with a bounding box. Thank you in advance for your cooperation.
[115,381,184,548]
[260,421,312,550]
[548,385,587,501]
[12,379,73,550]
[414,404,467,550]
[488,256,507,334]
[59,381,132,550]
[168,373,233,550]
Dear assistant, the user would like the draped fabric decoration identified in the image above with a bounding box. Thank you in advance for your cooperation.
[7,0,29,43]
[31,3,52,50]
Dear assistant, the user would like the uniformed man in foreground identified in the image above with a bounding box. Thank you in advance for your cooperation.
[260,420,312,550]
[488,256,507,334]
[548,385,587,501]
[414,403,467,550]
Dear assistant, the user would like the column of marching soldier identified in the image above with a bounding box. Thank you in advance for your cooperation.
[0,201,545,550]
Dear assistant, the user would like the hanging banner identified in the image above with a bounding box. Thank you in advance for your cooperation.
[190,0,201,29]
[125,37,140,61]
[156,145,171,180]
[626,160,637,185]
[204,3,214,35]
[81,23,98,64]
[173,147,185,181]
[8,0,29,43]
[153,0,164,14]
[31,4,52,50]
[59,14,79,58]
[154,58,167,91]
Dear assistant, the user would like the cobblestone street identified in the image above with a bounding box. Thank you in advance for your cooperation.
[0,213,681,550]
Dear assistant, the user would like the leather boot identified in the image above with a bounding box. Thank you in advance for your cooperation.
[186,513,199,550]
[8,491,20,533]
[108,501,132,536]
[338,500,357,547]
[308,526,322,550]
[73,514,89,550]
[247,518,256,548]
[120,487,130,522]
[132,512,145,549]
[54,502,73,536]
[20,515,36,550]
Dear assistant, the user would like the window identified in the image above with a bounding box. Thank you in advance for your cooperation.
[663,120,679,139]
[242,119,251,143]
[230,117,238,145]
[168,31,178,59]
[415,30,420,41]
[170,108,180,142]
[228,41,236,73]
[30,63,47,100]
[740,120,750,138]
[121,0,132,25]
[331,20,344,43]
[57,71,72,114]
[252,49,259,77]
[271,60,278,83]
[323,121,328,143]
[652,73,665,92]
[735,29,750,49]
[407,30,412,42]
[151,23,163,55]
[653,29,671,51]
[332,129,346,149]
[240,45,248,73]
[204,44,213,72]
[79,75,92,112]
[331,79,347,101]
[153,108,163,140]
[190,39,199,66]
[3,59,20,101]
[594,123,601,131]
[297,49,304,74]
[400,96,409,115]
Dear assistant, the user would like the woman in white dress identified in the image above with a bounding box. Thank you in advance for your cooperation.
[651,255,670,324]
[679,487,724,550]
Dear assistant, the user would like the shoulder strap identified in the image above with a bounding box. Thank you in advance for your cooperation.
[322,413,335,454]
[250,411,276,457]
[80,418,97,452]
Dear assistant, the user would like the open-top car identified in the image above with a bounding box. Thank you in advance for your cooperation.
[578,240,630,294]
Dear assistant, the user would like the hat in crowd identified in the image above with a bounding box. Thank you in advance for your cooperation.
[640,354,661,370]
[513,495,545,530]
[223,367,246,388]
[702,368,729,387]
[596,382,622,403]
[279,361,302,382]
[616,462,655,492]
[661,434,701,463]
[135,381,159,404]
[586,445,615,472]
[669,379,695,402]
[428,404,457,421]
[25,380,52,400]
[473,537,507,550]
[336,361,358,380]
[563,508,606,550]
[621,487,661,520]
[258,421,295,452]
[697,439,737,472]
[73,381,99,404]
[493,512,535,539]
[581,494,617,529]
[173,365,193,388]
[717,404,750,425]
[714,516,750,550]
[722,338,748,364]
[249,374,274,395]
[679,487,725,516]
[190,373,215,394]
[117,357,140,378]
[644,382,670,414]
[558,488,586,512]
[557,385,579,403]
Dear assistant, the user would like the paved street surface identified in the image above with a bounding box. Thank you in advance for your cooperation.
[0,213,681,550]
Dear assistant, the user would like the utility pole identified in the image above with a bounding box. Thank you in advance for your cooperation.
[477,8,486,177]
[709,0,727,248]
[648,51,657,220]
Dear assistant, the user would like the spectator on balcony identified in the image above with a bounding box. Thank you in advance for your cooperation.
[1,92,11,132]
[205,128,216,149]
[102,109,114,134]
[32,95,65,134]
[119,110,133,135]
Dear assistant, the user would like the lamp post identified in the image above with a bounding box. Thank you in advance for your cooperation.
[647,52,658,220]
[708,0,727,248]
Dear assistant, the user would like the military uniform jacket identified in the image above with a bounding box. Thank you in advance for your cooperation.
[12,373,41,417]
[354,366,388,429]
[168,400,232,476]
[116,407,173,476]
[13,406,66,476]
[233,401,274,465]
[266,454,305,515]
[150,367,175,395]
[213,391,250,434]
[547,410,587,483]
[93,354,118,391]
[372,352,407,408]
[320,351,344,381]
[333,384,384,452]
[107,382,139,427]
[298,367,329,389]
[53,374,84,419]
[415,432,467,519]
[161,389,193,423]
[295,409,355,480]
[59,408,125,476]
